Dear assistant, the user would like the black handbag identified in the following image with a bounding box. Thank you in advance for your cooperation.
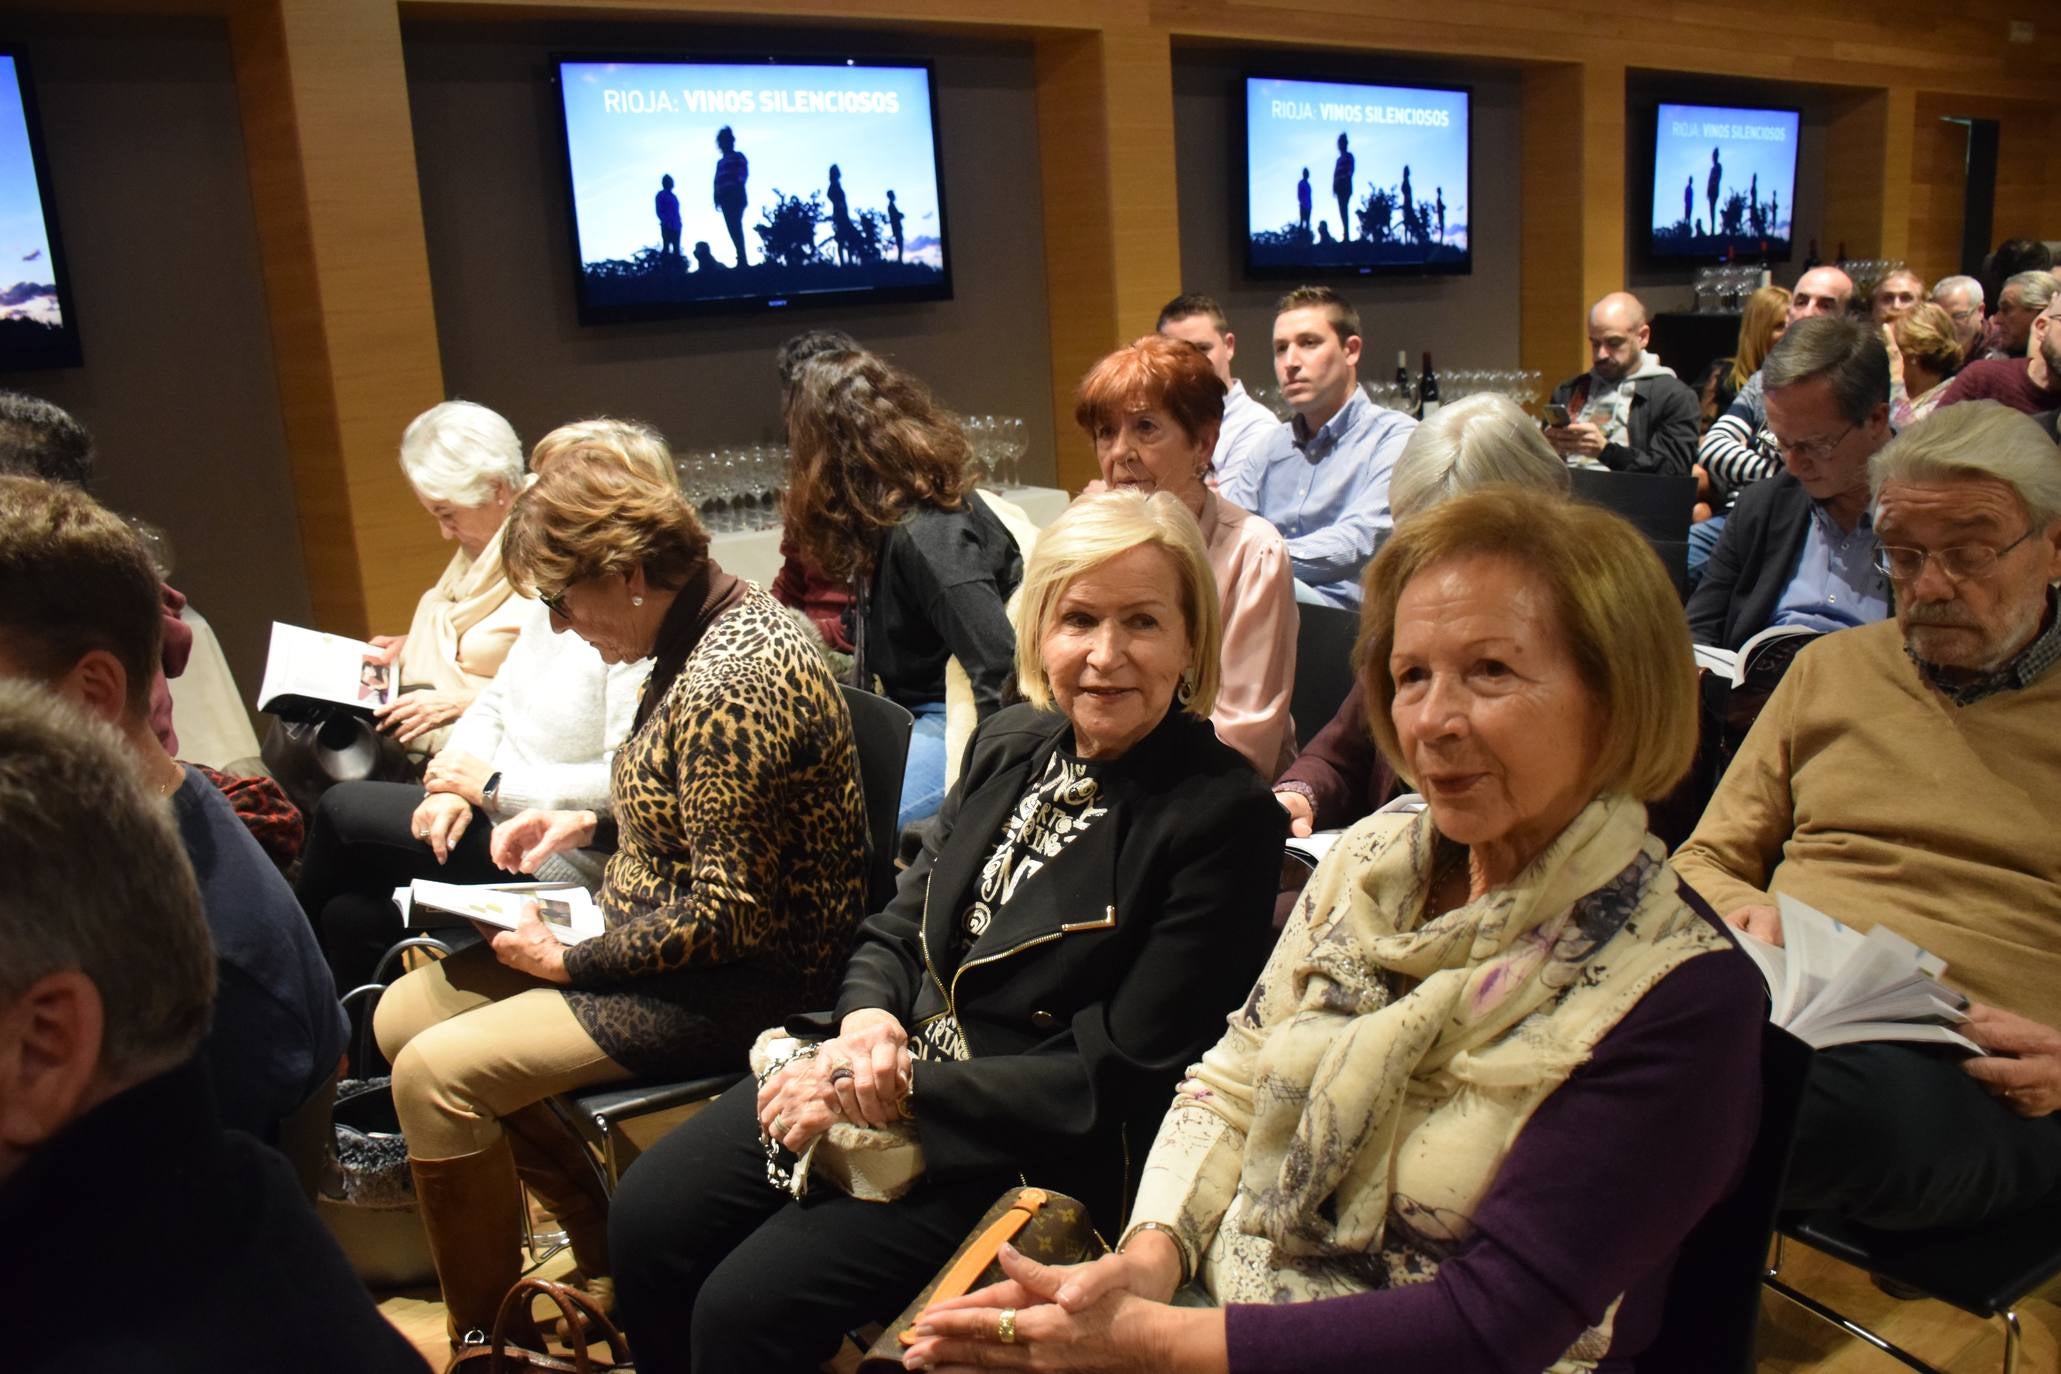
[261,708,417,816]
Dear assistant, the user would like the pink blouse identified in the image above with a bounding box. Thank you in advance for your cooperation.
[1199,490,1299,775]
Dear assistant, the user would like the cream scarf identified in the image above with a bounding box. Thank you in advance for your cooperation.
[397,519,520,694]
[1217,794,1728,1358]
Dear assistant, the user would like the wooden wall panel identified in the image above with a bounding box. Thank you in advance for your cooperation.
[231,0,448,636]
[1519,62,1624,388]
[1034,25,1182,493]
[1906,93,2058,286]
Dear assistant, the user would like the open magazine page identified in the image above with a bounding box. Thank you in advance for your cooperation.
[402,880,604,944]
[256,622,391,716]
[1282,793,1425,869]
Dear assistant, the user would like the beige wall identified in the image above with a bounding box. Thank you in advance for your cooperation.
[404,19,1059,484]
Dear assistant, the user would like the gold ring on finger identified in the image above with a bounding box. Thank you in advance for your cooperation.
[996,1307,1017,1344]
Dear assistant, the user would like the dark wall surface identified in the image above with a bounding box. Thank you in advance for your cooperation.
[1173,50,1525,404]
[404,20,1059,486]
[0,16,309,718]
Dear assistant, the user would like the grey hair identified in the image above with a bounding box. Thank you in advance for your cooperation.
[1870,400,2061,527]
[1761,316,1889,427]
[0,682,214,1085]
[398,400,526,507]
[2003,270,2059,313]
[1389,393,1572,522]
[1930,274,1984,310]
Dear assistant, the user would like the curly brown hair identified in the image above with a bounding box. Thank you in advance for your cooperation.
[501,459,709,601]
[781,349,975,582]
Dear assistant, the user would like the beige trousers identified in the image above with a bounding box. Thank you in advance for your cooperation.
[374,944,630,1160]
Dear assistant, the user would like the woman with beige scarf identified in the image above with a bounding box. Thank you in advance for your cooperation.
[903,490,1766,1374]
[366,400,531,753]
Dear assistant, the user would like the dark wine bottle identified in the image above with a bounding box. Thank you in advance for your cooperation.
[1804,238,1821,270]
[1394,349,1412,410]
[1418,351,1441,418]
[1835,240,1848,267]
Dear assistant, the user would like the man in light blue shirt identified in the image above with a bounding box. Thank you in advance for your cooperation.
[1156,293,1279,494]
[1220,286,1416,609]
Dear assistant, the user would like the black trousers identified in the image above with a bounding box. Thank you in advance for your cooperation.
[609,1081,1013,1374]
[294,780,513,994]
[1783,1041,2061,1230]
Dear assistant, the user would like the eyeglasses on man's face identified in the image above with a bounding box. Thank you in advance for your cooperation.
[1872,528,2037,583]
[1769,422,1855,465]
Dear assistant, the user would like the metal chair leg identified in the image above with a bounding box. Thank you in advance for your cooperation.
[2001,1306,2020,1374]
[1761,1274,1943,1374]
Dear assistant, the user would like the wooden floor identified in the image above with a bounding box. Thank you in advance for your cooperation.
[375,1228,2061,1372]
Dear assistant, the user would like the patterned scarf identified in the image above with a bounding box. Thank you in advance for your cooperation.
[1231,794,1728,1272]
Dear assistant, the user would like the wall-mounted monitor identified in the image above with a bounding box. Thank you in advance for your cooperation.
[1241,73,1471,278]
[0,48,81,371]
[1646,101,1800,264]
[552,56,952,322]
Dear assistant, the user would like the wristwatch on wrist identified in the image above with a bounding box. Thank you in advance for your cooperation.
[481,771,503,807]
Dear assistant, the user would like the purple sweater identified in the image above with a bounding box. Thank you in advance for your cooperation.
[1224,929,1765,1374]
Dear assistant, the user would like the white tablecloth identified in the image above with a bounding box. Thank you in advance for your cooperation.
[709,485,1072,589]
[168,606,264,769]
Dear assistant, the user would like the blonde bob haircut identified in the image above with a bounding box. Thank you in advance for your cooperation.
[1359,486,1697,803]
[1013,489,1222,721]
[530,417,678,489]
[502,457,710,600]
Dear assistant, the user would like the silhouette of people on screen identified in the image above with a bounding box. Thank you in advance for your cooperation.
[1706,146,1723,240]
[713,126,750,268]
[1684,175,1694,228]
[1401,165,1417,246]
[655,174,682,259]
[1317,220,1335,246]
[1770,188,1780,237]
[1435,186,1446,246]
[1332,134,1355,243]
[827,164,855,266]
[1749,172,1761,236]
[692,241,726,273]
[887,189,905,263]
[1298,167,1312,234]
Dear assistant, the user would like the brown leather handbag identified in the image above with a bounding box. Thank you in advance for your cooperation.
[856,1185,1102,1373]
[447,1276,632,1373]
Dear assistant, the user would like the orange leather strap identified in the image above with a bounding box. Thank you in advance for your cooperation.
[898,1188,1047,1346]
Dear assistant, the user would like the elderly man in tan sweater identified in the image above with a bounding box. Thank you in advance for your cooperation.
[1675,399,2061,1231]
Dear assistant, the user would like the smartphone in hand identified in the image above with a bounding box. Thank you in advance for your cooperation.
[1544,402,1572,427]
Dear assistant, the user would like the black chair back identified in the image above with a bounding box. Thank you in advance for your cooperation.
[840,683,915,912]
[1291,602,1361,750]
[1569,469,1697,600]
[1640,1021,1812,1373]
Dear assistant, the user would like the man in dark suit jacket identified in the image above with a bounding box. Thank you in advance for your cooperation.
[1687,318,1895,649]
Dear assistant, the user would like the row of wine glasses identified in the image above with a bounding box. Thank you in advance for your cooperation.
[1363,369,1544,414]
[1694,266,1768,313]
[966,414,1029,488]
[675,444,787,533]
[1842,258,1906,303]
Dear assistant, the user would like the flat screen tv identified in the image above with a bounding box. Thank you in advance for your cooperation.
[552,56,951,322]
[1647,101,1800,264]
[1242,74,1470,277]
[0,48,80,370]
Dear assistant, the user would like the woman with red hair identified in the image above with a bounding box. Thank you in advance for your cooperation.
[1075,335,1298,773]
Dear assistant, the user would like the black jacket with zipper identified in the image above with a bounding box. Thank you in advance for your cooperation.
[826,701,1285,1230]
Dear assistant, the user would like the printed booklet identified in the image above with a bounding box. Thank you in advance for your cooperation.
[395,880,605,945]
[1733,894,1978,1052]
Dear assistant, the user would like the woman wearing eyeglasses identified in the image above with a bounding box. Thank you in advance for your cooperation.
[371,455,869,1353]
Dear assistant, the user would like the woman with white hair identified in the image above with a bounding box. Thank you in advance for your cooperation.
[368,399,532,751]
[1275,394,1571,837]
[607,490,1288,1374]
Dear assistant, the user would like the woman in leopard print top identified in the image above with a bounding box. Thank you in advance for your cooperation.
[373,455,868,1348]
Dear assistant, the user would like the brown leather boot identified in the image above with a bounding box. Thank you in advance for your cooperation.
[407,1138,540,1351]
[502,1104,616,1344]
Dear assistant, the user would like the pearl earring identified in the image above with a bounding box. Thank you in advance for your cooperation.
[631,595,644,607]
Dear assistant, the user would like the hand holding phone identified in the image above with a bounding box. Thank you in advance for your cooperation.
[1544,402,1572,428]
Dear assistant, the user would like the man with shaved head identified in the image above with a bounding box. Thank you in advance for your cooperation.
[1690,266,1860,578]
[1544,291,1700,475]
